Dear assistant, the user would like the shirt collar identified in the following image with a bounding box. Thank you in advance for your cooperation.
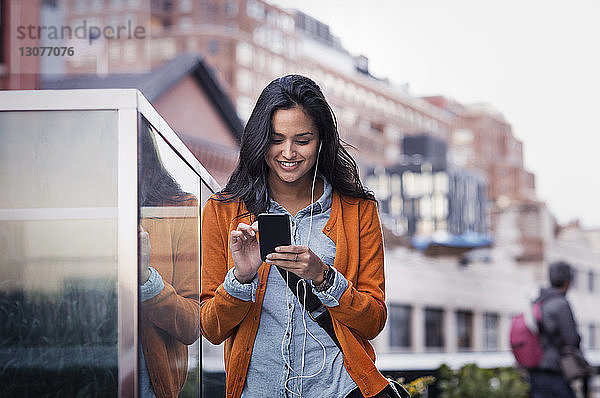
[268,175,332,215]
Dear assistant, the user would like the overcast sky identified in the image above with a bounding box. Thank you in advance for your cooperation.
[270,0,600,229]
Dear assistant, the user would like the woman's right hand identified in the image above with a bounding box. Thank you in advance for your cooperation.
[230,221,261,283]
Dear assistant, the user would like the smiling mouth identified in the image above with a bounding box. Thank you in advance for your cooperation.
[279,161,300,168]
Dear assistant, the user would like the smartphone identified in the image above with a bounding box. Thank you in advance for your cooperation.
[257,213,291,262]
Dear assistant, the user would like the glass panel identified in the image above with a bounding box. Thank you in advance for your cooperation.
[389,304,411,349]
[456,310,473,350]
[483,313,499,351]
[137,117,201,397]
[424,308,444,349]
[196,178,225,396]
[0,110,119,396]
[199,181,226,397]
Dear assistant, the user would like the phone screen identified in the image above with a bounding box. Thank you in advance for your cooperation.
[258,213,291,261]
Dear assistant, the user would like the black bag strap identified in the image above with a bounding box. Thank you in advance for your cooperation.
[276,267,411,398]
[275,266,342,350]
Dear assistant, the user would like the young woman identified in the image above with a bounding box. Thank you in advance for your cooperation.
[200,75,393,397]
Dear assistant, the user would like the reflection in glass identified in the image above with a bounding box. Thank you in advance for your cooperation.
[199,181,226,397]
[137,117,200,397]
[0,110,119,396]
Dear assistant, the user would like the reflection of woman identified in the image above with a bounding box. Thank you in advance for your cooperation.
[138,124,200,398]
[201,75,392,397]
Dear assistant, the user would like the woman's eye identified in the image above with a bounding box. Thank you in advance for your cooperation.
[270,138,283,144]
[296,140,310,145]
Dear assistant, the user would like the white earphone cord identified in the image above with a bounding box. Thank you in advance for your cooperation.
[281,142,325,398]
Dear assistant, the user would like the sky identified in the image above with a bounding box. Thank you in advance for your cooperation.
[270,0,600,229]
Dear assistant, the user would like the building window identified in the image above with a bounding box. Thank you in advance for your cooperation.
[179,0,193,13]
[417,219,435,235]
[107,15,120,28]
[236,41,253,67]
[432,194,448,219]
[0,0,4,64]
[123,41,136,63]
[185,37,198,52]
[246,0,264,20]
[419,196,432,219]
[269,56,284,76]
[92,0,103,12]
[236,96,254,122]
[456,310,473,350]
[109,41,121,60]
[225,0,238,17]
[123,13,136,28]
[588,270,595,293]
[389,304,411,349]
[483,312,499,351]
[178,16,193,32]
[236,68,252,94]
[208,39,219,55]
[571,268,578,289]
[74,0,87,13]
[590,324,596,349]
[434,172,449,194]
[424,307,444,349]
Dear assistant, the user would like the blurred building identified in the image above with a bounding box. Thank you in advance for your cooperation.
[19,0,537,224]
[366,134,490,249]
[422,96,542,261]
[373,200,600,379]
[423,96,536,205]
[59,0,454,171]
[0,0,43,89]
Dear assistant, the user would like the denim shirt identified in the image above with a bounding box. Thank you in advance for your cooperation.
[223,177,357,397]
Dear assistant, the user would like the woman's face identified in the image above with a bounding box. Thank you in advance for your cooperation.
[266,106,320,187]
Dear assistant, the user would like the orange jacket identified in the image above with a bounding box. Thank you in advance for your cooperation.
[140,198,200,398]
[200,191,389,397]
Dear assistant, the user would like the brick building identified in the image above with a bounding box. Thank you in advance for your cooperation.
[0,0,42,89]
[62,0,454,172]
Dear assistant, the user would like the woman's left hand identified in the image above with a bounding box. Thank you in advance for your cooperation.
[266,245,328,284]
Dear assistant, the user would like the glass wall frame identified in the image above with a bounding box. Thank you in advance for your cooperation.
[0,89,220,397]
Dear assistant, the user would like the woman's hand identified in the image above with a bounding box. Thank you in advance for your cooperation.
[266,245,328,284]
[230,221,261,283]
[139,225,151,284]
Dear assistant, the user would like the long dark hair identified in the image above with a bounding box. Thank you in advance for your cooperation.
[138,118,190,207]
[217,74,374,216]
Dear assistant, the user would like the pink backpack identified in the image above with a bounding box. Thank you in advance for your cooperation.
[509,301,543,368]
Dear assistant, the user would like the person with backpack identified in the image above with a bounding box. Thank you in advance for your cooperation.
[529,261,581,398]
